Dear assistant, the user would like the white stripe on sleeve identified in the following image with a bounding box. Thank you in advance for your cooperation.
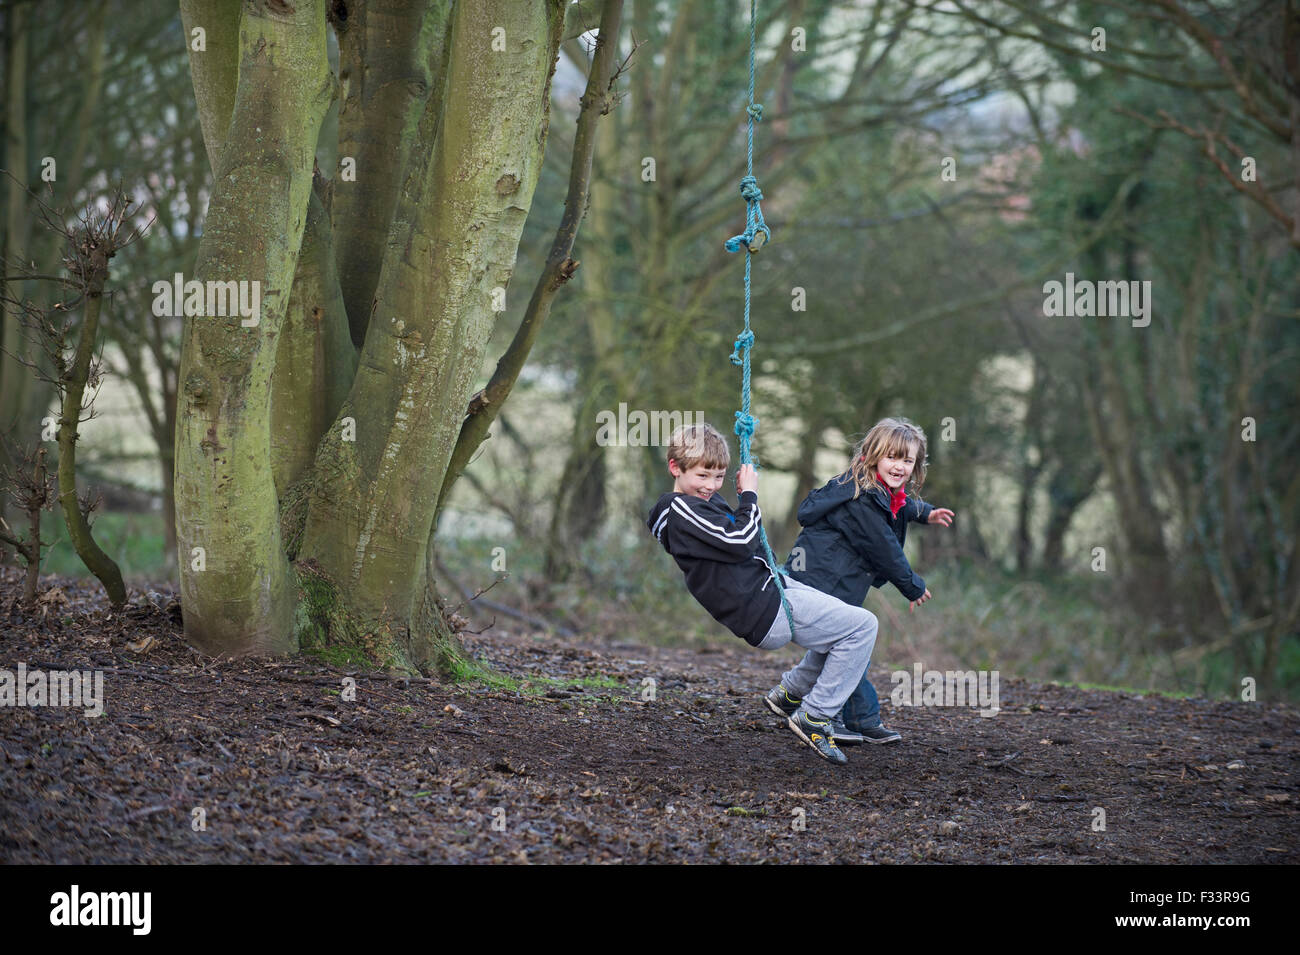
[670,497,760,546]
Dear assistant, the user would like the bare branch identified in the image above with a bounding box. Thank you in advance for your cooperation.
[1117,106,1297,244]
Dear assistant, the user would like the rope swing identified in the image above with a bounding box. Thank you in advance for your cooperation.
[725,0,795,636]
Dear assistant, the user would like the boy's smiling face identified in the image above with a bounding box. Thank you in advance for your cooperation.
[875,442,918,491]
[670,459,727,501]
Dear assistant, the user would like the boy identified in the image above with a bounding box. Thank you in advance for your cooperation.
[646,423,879,764]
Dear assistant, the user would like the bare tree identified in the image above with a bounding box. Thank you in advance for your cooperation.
[0,438,54,608]
[2,185,149,609]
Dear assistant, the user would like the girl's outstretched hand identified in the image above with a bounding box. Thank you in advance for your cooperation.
[927,507,955,527]
[909,588,932,611]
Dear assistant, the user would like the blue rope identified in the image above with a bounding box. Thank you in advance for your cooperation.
[724,0,795,638]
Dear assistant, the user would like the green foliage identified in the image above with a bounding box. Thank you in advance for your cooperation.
[1057,681,1198,700]
[443,651,522,691]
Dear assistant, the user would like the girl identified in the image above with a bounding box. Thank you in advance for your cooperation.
[770,417,954,743]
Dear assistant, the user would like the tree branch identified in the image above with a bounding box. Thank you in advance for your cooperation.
[771,173,1143,357]
[435,0,626,518]
[1118,106,1297,245]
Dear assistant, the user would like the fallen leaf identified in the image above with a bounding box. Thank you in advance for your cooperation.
[127,634,159,654]
[38,586,68,607]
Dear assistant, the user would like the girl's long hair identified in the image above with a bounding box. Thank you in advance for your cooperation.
[841,417,928,499]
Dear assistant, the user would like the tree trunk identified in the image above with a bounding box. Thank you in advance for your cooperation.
[270,181,357,497]
[1014,361,1046,574]
[1,1,33,539]
[58,291,126,608]
[1040,461,1101,574]
[543,386,609,584]
[331,0,450,349]
[294,0,566,671]
[171,0,603,672]
[1077,239,1173,605]
[437,0,625,519]
[174,0,333,655]
[537,91,625,585]
[180,0,242,173]
[160,450,177,565]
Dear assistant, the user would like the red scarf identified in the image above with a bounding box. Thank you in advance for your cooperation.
[888,484,907,518]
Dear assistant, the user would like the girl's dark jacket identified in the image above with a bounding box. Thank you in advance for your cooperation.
[784,472,933,605]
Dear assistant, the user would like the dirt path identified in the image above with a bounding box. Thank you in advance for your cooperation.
[1,569,1296,863]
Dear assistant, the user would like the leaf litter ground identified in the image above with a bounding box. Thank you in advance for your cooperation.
[1,567,1295,863]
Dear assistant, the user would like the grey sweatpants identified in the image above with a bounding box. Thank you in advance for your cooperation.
[755,576,878,720]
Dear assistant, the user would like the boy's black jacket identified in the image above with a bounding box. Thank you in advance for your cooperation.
[785,472,933,604]
[647,489,782,646]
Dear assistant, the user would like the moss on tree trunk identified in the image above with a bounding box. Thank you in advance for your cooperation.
[174,0,332,656]
[176,0,569,674]
[295,0,566,673]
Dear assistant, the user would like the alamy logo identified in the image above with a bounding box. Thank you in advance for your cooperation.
[0,664,104,717]
[49,885,151,935]
[152,272,261,327]
[595,404,704,447]
[891,663,1000,717]
[1042,272,1151,328]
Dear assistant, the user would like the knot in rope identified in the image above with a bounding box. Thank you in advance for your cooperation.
[746,103,764,121]
[733,411,758,443]
[723,175,771,253]
[730,329,755,365]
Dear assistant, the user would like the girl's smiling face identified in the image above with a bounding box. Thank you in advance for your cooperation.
[874,442,918,491]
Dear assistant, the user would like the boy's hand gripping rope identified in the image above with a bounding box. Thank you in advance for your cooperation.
[725,0,795,637]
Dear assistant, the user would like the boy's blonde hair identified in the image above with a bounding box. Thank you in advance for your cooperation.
[842,417,928,498]
[667,423,730,472]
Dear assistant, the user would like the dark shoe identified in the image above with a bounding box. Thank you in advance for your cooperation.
[830,720,865,745]
[764,684,801,719]
[857,723,902,744]
[787,708,848,764]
